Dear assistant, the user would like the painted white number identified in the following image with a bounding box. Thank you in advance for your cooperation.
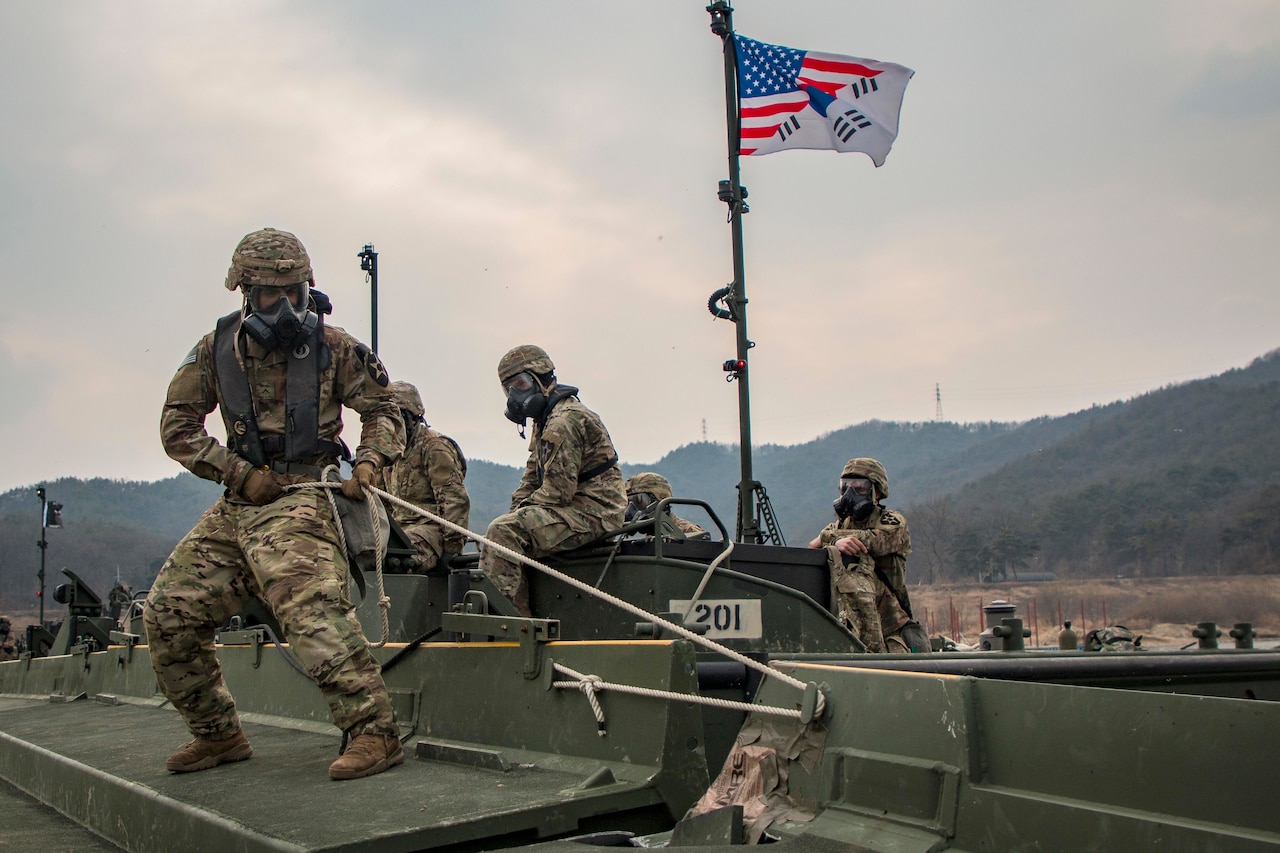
[668,599,763,639]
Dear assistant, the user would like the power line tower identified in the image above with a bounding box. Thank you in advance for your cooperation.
[935,383,944,421]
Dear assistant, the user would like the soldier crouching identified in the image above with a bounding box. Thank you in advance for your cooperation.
[145,227,406,780]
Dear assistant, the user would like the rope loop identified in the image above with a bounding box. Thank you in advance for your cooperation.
[287,471,391,647]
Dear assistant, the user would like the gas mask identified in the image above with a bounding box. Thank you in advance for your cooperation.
[243,283,318,352]
[401,410,421,444]
[625,491,656,523]
[503,371,549,427]
[833,477,876,522]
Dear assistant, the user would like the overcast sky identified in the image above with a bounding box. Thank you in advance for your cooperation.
[1,1,1277,494]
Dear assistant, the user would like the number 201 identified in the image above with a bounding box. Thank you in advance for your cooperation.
[694,603,741,631]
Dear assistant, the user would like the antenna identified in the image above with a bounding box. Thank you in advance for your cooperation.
[702,418,707,441]
[935,383,944,421]
[357,243,379,353]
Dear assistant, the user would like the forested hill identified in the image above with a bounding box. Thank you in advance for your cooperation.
[2,350,1277,607]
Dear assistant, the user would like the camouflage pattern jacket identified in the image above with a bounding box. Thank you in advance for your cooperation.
[382,425,470,555]
[162,321,404,500]
[510,396,626,526]
[672,516,708,538]
[817,506,914,626]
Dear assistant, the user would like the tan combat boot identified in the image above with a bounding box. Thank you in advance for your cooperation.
[165,729,253,773]
[329,732,404,780]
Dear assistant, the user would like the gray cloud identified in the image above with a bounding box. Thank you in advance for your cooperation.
[1,1,1278,492]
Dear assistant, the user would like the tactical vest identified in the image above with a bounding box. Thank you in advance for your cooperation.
[211,311,343,470]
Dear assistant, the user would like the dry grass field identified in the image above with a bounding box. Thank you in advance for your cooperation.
[910,574,1280,649]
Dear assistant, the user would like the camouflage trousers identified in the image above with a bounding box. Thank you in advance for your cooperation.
[401,521,444,573]
[479,505,611,616]
[827,550,910,654]
[144,490,397,741]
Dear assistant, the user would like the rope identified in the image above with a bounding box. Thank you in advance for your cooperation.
[275,476,825,723]
[681,539,735,622]
[369,486,822,718]
[551,661,801,736]
[288,473,392,648]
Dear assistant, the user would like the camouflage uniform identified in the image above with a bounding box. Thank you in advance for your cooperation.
[108,582,133,624]
[0,617,17,661]
[816,508,912,653]
[625,472,707,538]
[481,346,625,615]
[381,383,470,572]
[145,230,405,745]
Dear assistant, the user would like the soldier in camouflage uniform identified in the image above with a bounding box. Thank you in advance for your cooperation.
[808,458,914,653]
[380,381,470,571]
[0,616,18,662]
[108,582,133,625]
[624,472,708,539]
[480,345,626,616]
[145,228,406,781]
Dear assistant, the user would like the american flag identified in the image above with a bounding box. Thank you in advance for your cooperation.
[734,34,914,165]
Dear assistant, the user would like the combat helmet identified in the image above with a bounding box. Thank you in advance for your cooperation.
[389,381,425,420]
[224,227,314,292]
[498,345,555,384]
[626,472,673,501]
[841,457,889,500]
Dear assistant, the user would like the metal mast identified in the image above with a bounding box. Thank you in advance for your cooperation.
[358,244,379,353]
[707,2,784,545]
[35,486,62,624]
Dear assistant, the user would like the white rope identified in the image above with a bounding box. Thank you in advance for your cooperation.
[369,486,822,718]
[554,663,608,735]
[289,474,392,648]
[551,662,802,735]
[682,539,735,622]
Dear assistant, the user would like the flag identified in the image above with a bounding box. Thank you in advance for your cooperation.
[734,34,914,165]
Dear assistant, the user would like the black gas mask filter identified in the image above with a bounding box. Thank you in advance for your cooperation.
[625,491,657,523]
[504,371,549,427]
[833,477,876,522]
[243,283,318,352]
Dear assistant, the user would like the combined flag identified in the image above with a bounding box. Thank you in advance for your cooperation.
[734,34,914,165]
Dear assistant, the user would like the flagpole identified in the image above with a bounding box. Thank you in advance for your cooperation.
[708,2,782,545]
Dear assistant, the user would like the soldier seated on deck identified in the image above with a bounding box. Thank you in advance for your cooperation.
[379,381,471,573]
[478,345,626,617]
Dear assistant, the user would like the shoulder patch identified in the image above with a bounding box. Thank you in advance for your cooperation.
[356,344,390,388]
[879,510,902,526]
[178,346,198,369]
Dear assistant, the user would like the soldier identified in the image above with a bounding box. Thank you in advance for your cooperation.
[145,227,406,780]
[808,458,917,653]
[381,381,471,571]
[624,472,708,539]
[0,616,18,662]
[107,582,133,625]
[480,345,626,616]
